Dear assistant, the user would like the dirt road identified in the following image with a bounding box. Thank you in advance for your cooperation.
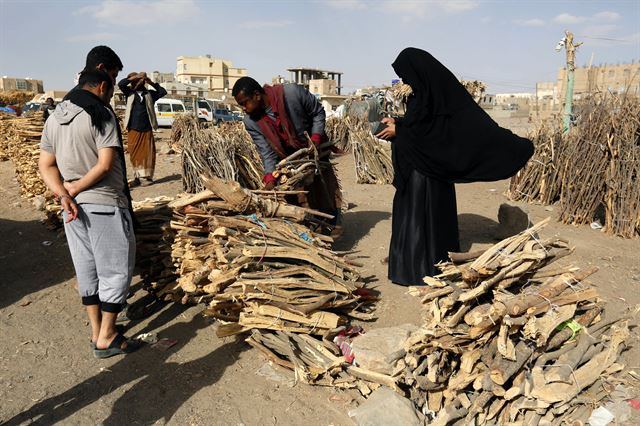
[1,130,638,425]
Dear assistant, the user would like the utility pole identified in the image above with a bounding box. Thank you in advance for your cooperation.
[558,31,582,133]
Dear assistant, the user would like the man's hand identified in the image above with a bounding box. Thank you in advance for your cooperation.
[263,172,276,190]
[60,195,78,222]
[376,117,397,140]
[63,181,78,197]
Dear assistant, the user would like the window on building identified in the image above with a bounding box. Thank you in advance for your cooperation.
[16,80,27,90]
[198,91,203,97]
[186,89,191,95]
[183,64,187,71]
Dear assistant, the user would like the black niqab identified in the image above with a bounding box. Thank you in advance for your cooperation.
[392,47,534,189]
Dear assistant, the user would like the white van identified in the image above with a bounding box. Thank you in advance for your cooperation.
[154,99,186,127]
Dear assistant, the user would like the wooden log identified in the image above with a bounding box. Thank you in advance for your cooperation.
[490,340,535,385]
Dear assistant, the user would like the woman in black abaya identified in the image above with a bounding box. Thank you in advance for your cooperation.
[377,48,534,285]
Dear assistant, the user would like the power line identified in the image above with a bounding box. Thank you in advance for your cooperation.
[577,35,636,43]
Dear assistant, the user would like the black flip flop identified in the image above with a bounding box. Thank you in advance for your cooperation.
[90,324,127,349]
[94,334,140,359]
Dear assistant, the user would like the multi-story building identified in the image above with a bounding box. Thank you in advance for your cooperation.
[151,71,175,84]
[287,67,343,95]
[0,76,44,93]
[175,55,247,93]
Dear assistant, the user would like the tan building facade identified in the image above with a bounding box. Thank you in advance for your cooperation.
[309,79,337,96]
[0,77,44,93]
[176,55,247,92]
[532,61,640,120]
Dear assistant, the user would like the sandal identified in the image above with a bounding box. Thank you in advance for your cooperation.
[94,333,140,358]
[90,324,127,349]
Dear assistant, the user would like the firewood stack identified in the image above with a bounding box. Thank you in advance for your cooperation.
[173,115,264,192]
[133,196,177,290]
[0,112,62,228]
[349,120,394,184]
[396,218,631,425]
[509,94,640,238]
[135,176,376,338]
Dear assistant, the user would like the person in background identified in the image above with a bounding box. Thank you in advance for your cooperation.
[39,69,138,358]
[377,47,534,285]
[118,72,167,187]
[232,76,342,236]
[42,97,55,121]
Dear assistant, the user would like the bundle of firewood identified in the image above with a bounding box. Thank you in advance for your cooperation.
[396,218,631,425]
[326,117,351,152]
[349,120,394,184]
[509,94,640,238]
[460,80,487,101]
[133,196,177,289]
[135,176,375,337]
[392,82,413,102]
[174,115,264,192]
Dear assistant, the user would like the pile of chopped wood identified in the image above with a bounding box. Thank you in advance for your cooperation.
[0,112,61,227]
[245,219,633,425]
[136,176,375,338]
[173,115,264,192]
[349,120,394,184]
[397,218,631,424]
[509,94,640,238]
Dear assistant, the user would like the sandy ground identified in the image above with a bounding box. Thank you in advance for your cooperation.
[1,127,639,425]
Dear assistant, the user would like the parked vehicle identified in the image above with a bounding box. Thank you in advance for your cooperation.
[213,108,241,124]
[154,99,186,127]
[196,99,213,123]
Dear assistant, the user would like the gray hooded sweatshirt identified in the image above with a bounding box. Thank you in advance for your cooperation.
[40,100,128,208]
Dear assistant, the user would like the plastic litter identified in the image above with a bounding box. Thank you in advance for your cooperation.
[134,333,158,344]
[588,407,614,426]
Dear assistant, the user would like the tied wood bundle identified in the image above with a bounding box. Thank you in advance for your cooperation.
[392,82,413,103]
[509,94,640,238]
[394,218,632,425]
[144,176,374,337]
[133,196,178,290]
[349,120,394,184]
[326,117,351,152]
[175,115,264,192]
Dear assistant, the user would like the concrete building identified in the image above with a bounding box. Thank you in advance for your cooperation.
[532,60,640,119]
[176,55,247,92]
[0,76,44,93]
[309,79,337,96]
[152,71,175,84]
[287,68,343,95]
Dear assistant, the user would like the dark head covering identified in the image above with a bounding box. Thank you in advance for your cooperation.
[392,47,534,189]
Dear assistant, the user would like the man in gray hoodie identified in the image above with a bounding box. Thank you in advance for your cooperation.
[39,69,137,358]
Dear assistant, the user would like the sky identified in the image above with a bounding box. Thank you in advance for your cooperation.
[1,0,639,94]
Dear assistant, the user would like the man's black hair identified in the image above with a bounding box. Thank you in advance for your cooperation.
[232,76,264,97]
[79,69,114,89]
[84,45,123,71]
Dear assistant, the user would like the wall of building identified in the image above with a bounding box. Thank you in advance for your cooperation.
[176,55,247,92]
[0,77,44,93]
[309,79,337,96]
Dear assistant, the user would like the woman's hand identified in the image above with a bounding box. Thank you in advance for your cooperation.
[376,117,396,140]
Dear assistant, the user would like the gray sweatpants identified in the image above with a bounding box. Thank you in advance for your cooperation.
[64,204,135,310]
